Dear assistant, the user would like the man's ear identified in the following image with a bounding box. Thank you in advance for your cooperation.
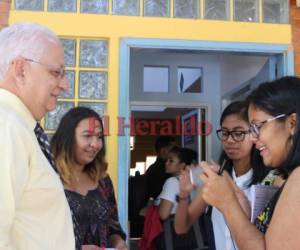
[12,57,26,84]
[287,113,297,136]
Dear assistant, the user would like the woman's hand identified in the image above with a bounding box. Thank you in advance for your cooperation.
[179,168,193,197]
[200,162,251,217]
[200,162,236,212]
[81,245,101,250]
[234,185,251,218]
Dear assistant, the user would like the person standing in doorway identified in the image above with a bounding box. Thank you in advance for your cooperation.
[144,136,176,203]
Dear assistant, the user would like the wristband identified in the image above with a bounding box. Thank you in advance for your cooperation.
[176,194,189,202]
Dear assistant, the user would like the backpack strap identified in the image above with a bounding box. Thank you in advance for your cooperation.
[175,176,208,249]
[204,205,216,250]
[163,218,174,250]
[192,219,207,249]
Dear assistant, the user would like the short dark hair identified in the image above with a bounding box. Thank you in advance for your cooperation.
[247,76,300,173]
[218,101,268,186]
[154,136,175,153]
[169,146,198,165]
[51,106,106,184]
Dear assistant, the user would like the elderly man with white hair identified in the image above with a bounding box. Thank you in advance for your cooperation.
[0,23,76,250]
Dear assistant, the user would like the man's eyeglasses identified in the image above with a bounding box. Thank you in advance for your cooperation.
[216,129,250,142]
[24,58,66,79]
[249,114,286,138]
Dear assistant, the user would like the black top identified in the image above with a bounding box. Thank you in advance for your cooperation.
[254,185,284,234]
[65,175,126,248]
[145,157,171,202]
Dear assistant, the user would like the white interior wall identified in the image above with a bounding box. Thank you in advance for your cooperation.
[220,54,268,95]
[130,51,221,104]
[129,50,268,160]
[130,50,222,160]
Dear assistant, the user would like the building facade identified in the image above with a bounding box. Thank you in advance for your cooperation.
[0,0,297,236]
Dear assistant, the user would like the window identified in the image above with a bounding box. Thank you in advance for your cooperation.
[45,38,108,132]
[144,0,170,17]
[48,0,77,12]
[205,0,229,20]
[15,0,43,11]
[263,0,289,23]
[80,0,108,14]
[174,0,199,19]
[113,0,139,16]
[143,66,169,93]
[177,67,202,93]
[234,0,258,22]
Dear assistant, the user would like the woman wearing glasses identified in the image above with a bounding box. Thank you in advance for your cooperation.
[200,76,300,249]
[175,101,268,250]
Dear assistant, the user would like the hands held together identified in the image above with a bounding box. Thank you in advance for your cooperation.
[200,161,251,217]
[178,161,251,218]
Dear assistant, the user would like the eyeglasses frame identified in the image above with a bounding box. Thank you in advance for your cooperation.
[216,128,250,142]
[24,58,66,79]
[249,114,286,138]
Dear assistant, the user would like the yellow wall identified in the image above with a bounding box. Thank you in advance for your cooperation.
[10,12,291,44]
[9,10,292,192]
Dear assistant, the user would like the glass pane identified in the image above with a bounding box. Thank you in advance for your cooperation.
[80,40,108,68]
[205,0,229,20]
[113,0,139,16]
[60,39,76,67]
[48,0,76,12]
[177,67,202,93]
[59,70,75,98]
[46,133,54,142]
[174,0,199,19]
[234,0,258,22]
[15,0,43,10]
[263,0,289,24]
[144,0,170,17]
[45,102,74,130]
[78,102,106,116]
[79,71,107,99]
[80,0,108,14]
[143,66,169,92]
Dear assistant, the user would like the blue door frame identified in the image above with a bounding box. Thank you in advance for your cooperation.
[118,38,294,235]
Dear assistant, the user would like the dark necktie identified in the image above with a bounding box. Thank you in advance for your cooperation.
[34,122,57,171]
[34,122,82,250]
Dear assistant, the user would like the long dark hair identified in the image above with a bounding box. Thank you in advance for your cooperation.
[247,76,300,173]
[218,101,268,186]
[51,106,107,184]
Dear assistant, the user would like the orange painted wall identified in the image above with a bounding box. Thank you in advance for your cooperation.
[0,0,10,28]
[291,0,300,75]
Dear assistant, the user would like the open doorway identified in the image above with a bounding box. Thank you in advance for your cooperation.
[130,105,209,173]
[118,39,293,241]
[128,105,209,244]
[127,49,282,244]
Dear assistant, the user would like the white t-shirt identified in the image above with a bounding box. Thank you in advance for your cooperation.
[157,176,180,215]
[212,168,253,250]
